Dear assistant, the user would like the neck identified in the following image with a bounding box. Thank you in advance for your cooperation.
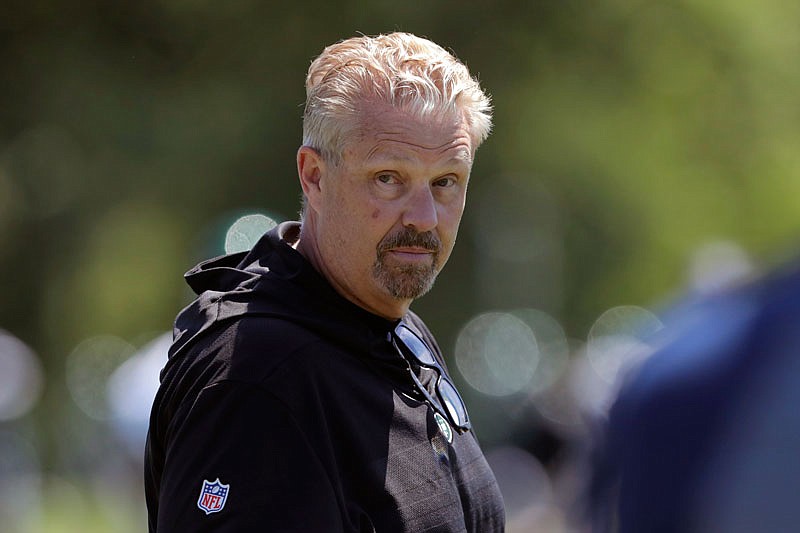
[296,221,410,320]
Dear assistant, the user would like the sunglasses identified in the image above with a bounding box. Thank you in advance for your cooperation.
[393,322,471,433]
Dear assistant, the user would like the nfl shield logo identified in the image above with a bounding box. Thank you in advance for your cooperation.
[197,478,230,515]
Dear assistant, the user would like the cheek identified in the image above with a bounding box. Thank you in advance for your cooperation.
[371,209,381,219]
[441,205,464,233]
[438,212,464,253]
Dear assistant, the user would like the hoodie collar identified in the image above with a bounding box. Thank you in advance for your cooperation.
[171,221,399,361]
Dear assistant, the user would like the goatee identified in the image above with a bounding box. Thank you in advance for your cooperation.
[373,228,442,300]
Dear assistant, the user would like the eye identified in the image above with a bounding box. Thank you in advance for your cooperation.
[433,175,458,188]
[376,172,399,185]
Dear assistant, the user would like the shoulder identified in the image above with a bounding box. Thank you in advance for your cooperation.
[202,315,345,385]
[613,289,757,418]
[594,258,800,532]
[155,315,346,421]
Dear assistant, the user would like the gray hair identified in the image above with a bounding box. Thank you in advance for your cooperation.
[302,32,493,166]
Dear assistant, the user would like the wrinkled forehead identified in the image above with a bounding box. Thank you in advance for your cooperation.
[348,102,474,159]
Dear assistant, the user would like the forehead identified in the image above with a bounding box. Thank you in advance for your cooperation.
[346,103,474,166]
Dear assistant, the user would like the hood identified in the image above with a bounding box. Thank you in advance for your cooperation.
[169,221,399,363]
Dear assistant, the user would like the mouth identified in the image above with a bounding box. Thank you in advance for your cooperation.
[377,229,442,270]
[386,247,436,262]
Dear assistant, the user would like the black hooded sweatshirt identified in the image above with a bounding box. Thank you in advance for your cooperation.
[145,221,505,532]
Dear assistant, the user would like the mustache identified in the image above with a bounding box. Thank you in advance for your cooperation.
[378,228,441,254]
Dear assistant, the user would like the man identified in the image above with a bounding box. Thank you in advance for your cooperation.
[145,32,505,532]
[589,257,800,532]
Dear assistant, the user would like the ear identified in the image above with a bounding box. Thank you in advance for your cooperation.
[297,146,326,214]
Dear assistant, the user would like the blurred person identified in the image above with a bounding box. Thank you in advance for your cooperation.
[589,256,800,532]
[144,33,504,532]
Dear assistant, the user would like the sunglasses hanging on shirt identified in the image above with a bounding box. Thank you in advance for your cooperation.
[392,322,471,433]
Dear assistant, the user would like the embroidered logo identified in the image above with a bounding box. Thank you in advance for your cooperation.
[434,412,453,444]
[197,478,230,515]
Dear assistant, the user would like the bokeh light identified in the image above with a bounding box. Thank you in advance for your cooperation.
[689,239,755,293]
[65,336,135,420]
[108,332,170,460]
[0,329,44,421]
[455,312,539,396]
[569,350,622,419]
[224,213,277,254]
[0,431,42,532]
[586,305,664,385]
[486,446,565,533]
[510,309,570,394]
[528,340,587,430]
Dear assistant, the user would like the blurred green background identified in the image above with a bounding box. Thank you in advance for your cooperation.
[2,1,800,531]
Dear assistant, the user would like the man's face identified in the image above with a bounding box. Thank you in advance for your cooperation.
[304,103,474,319]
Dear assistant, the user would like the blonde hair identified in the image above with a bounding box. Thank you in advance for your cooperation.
[302,32,493,165]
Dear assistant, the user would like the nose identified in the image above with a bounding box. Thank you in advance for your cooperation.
[402,186,438,233]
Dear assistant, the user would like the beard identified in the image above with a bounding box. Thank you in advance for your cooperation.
[372,228,443,300]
